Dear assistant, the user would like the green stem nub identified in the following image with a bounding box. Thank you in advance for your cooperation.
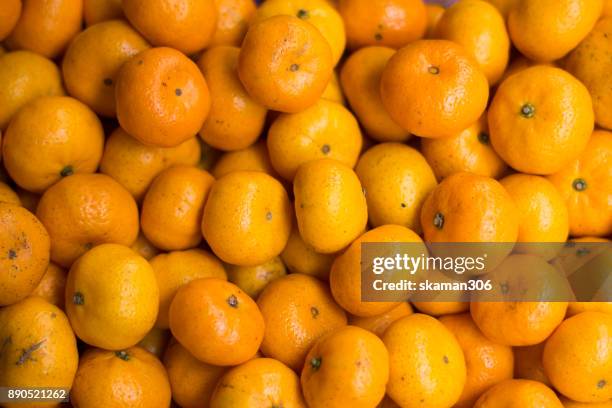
[115,350,130,361]
[428,66,440,75]
[520,103,535,118]
[572,178,587,191]
[310,357,322,371]
[433,212,445,230]
[73,292,84,305]
[297,9,309,19]
[227,294,239,308]
[60,165,74,177]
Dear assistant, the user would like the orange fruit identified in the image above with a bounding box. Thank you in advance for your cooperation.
[548,130,612,237]
[83,0,123,26]
[425,4,445,38]
[30,262,67,309]
[561,397,612,408]
[514,343,552,386]
[238,15,333,113]
[485,0,517,17]
[280,224,335,281]
[380,39,489,138]
[2,96,104,193]
[340,46,411,143]
[210,0,256,47]
[122,0,217,54]
[62,20,150,117]
[257,273,347,371]
[202,171,292,266]
[348,302,414,337]
[137,327,169,358]
[338,0,427,49]
[197,46,267,151]
[36,173,139,267]
[301,326,389,408]
[0,203,50,306]
[412,301,470,316]
[0,182,20,205]
[267,99,362,181]
[474,379,563,407]
[226,256,287,299]
[508,0,603,62]
[211,139,278,179]
[0,0,21,41]
[605,0,612,16]
[321,70,345,104]
[567,301,612,316]
[115,47,211,148]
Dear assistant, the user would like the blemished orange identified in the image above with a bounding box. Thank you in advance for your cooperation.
[253,0,346,64]
[340,46,411,143]
[440,313,514,408]
[62,20,150,117]
[211,140,278,179]
[0,203,50,306]
[169,278,264,366]
[0,0,21,41]
[330,225,427,317]
[294,159,368,254]
[226,256,287,299]
[202,171,292,266]
[267,99,362,181]
[383,313,467,408]
[257,273,347,371]
[30,262,67,309]
[489,66,594,175]
[100,128,201,202]
[6,0,82,58]
[548,130,612,237]
[301,326,389,408]
[115,47,211,148]
[164,340,228,408]
[412,301,470,316]
[141,165,214,251]
[70,347,171,408]
[238,15,333,113]
[2,96,104,193]
[421,115,508,180]
[474,379,563,408]
[348,302,414,337]
[122,0,217,55]
[83,0,123,25]
[0,50,64,129]
[0,297,78,403]
[356,143,437,233]
[425,4,445,38]
[150,248,227,329]
[65,244,159,350]
[435,0,510,85]
[380,39,489,139]
[543,311,612,403]
[36,173,139,267]
[0,182,20,205]
[514,343,552,386]
[338,0,427,49]
[508,0,603,62]
[210,0,256,47]
[210,358,307,408]
[197,46,267,151]
[280,224,335,280]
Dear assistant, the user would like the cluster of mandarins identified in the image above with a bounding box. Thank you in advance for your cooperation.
[0,0,611,407]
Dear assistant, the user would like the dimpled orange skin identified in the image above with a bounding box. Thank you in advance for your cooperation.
[421,172,519,243]
[267,99,363,181]
[83,0,123,25]
[122,0,217,55]
[435,0,510,85]
[238,15,333,113]
[348,302,414,338]
[474,379,564,408]
[508,0,603,62]
[257,273,347,371]
[100,128,201,202]
[65,244,159,350]
[0,0,21,41]
[169,278,264,366]
[253,0,346,65]
[0,297,78,408]
[202,171,292,266]
[2,96,105,194]
[210,0,256,46]
[0,51,64,130]
[421,115,508,180]
[36,173,139,267]
[380,40,489,139]
[164,340,229,408]
[514,343,552,386]
[280,224,335,280]
[226,256,287,299]
[115,47,211,148]
[294,159,367,254]
[0,182,20,205]
[141,165,215,251]
[62,20,150,117]
[489,66,594,175]
[70,346,171,408]
[210,358,307,408]
[30,262,67,309]
[383,313,467,408]
[548,130,612,237]
[338,0,427,49]
[150,248,227,329]
[439,313,514,408]
[543,312,612,403]
[212,140,278,179]
[340,46,411,143]
[301,326,389,408]
[197,46,267,151]
[0,203,50,307]
[356,143,437,233]
[330,225,427,317]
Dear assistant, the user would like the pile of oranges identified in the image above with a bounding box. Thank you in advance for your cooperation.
[0,0,611,407]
